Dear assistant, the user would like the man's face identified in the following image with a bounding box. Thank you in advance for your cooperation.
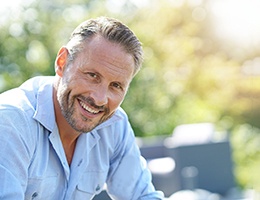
[56,36,135,133]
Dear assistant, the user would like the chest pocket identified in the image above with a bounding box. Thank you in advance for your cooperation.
[75,171,107,199]
[25,175,58,200]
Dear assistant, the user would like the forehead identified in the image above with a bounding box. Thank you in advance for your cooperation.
[75,35,135,81]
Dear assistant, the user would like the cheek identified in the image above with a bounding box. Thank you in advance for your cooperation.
[57,81,68,99]
[57,76,77,102]
[109,94,125,111]
[62,76,83,95]
[57,84,70,107]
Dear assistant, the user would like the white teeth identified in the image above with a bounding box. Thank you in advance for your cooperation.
[80,101,99,114]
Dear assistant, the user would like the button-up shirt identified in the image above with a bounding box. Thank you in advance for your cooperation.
[0,76,164,200]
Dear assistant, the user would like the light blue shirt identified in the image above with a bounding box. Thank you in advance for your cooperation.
[0,76,164,200]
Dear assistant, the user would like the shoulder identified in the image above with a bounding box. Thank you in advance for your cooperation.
[0,76,54,142]
[114,107,128,119]
[0,76,53,112]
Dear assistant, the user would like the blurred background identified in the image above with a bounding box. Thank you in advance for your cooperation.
[1,0,260,198]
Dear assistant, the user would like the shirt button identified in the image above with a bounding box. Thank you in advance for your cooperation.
[77,159,83,166]
[32,192,38,199]
[95,185,101,191]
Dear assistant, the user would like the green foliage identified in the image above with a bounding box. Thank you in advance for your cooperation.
[231,124,260,191]
[1,0,260,190]
[122,1,241,136]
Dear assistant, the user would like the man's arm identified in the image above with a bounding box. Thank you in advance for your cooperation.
[106,120,164,200]
[0,108,33,199]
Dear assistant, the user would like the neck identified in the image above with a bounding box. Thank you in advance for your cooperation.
[61,136,78,165]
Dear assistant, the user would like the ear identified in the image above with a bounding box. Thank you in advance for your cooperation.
[55,47,69,77]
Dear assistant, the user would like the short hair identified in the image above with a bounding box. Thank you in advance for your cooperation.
[66,16,143,76]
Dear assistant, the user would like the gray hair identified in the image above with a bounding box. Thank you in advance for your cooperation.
[66,16,143,76]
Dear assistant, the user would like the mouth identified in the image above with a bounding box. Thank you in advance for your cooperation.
[79,100,101,114]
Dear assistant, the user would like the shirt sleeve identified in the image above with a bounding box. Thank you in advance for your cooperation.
[105,119,164,200]
[0,108,34,199]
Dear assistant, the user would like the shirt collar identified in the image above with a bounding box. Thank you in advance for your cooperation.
[33,78,56,132]
[92,108,124,131]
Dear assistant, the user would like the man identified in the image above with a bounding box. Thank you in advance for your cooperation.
[0,17,164,199]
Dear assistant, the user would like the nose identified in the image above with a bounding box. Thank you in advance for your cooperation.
[90,85,108,106]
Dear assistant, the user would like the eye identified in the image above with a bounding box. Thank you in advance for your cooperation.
[111,82,123,90]
[85,72,101,83]
[87,72,97,78]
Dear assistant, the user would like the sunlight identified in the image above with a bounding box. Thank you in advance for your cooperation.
[209,0,260,47]
[0,0,34,14]
[0,0,23,10]
[0,0,34,26]
[0,0,21,26]
[106,0,150,13]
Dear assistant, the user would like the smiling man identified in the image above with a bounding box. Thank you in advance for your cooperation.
[0,17,164,199]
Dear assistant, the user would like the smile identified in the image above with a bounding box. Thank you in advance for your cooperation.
[79,100,100,114]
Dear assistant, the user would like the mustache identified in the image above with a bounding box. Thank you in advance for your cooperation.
[77,95,106,111]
